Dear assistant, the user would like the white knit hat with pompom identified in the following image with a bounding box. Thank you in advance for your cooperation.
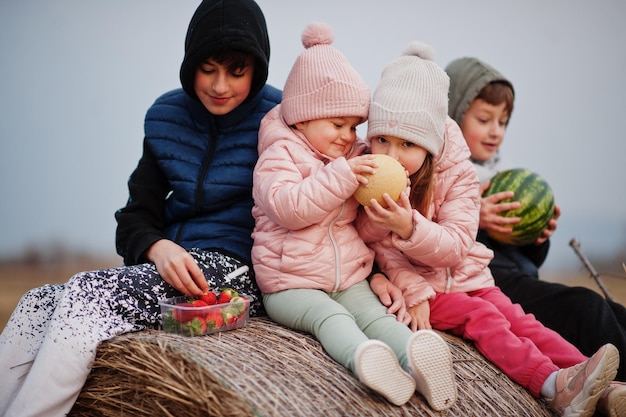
[367,41,449,156]
[281,22,370,126]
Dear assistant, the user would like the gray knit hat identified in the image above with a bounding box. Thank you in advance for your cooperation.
[445,57,514,125]
[367,41,449,156]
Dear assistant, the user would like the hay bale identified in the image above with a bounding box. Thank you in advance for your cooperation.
[69,317,555,417]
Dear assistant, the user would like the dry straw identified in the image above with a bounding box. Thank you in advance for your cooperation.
[69,317,553,417]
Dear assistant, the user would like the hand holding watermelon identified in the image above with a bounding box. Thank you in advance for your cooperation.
[481,168,555,246]
[479,182,522,232]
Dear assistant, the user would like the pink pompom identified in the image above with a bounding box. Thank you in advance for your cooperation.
[301,22,334,49]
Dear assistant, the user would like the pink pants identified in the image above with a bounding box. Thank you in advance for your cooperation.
[430,286,587,397]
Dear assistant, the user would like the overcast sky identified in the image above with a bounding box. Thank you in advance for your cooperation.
[1,0,624,272]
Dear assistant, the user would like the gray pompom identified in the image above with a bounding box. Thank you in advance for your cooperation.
[402,41,435,61]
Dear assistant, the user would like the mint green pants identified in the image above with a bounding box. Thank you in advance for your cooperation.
[263,280,413,375]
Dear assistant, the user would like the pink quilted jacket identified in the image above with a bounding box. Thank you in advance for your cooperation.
[252,105,374,294]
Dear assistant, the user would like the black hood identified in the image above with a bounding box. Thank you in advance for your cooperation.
[179,0,270,102]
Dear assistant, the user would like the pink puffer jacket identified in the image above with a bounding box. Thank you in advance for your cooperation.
[252,105,374,294]
[358,117,495,308]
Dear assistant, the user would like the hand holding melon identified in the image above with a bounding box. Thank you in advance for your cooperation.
[482,168,555,246]
[353,154,407,208]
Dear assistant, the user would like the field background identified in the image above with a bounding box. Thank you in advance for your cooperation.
[1,257,625,333]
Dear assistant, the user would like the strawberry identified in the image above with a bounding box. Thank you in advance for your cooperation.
[200,291,218,305]
[205,311,224,330]
[173,302,197,322]
[227,296,248,315]
[191,299,209,307]
[173,299,207,323]
[221,305,243,327]
[218,288,238,304]
[183,316,207,336]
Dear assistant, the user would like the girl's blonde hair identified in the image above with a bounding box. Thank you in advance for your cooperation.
[408,153,435,216]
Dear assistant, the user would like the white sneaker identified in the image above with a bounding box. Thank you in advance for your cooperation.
[407,330,457,411]
[354,340,416,406]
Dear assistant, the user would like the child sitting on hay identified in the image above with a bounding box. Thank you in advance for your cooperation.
[444,56,626,417]
[0,1,280,416]
[359,41,621,417]
[251,22,457,411]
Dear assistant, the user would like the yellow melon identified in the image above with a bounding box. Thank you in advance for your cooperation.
[353,154,406,207]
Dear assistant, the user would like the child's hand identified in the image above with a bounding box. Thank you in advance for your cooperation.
[369,273,410,324]
[363,191,414,240]
[347,154,378,185]
[407,300,431,332]
[535,204,561,245]
[146,239,208,296]
[478,180,521,233]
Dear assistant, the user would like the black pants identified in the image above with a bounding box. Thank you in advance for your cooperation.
[495,272,626,381]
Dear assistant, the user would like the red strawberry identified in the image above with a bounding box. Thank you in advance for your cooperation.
[173,300,207,323]
[205,311,224,330]
[191,299,209,307]
[218,288,238,304]
[200,291,218,305]
[173,302,197,322]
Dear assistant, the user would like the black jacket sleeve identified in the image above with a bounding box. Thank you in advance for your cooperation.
[115,140,170,265]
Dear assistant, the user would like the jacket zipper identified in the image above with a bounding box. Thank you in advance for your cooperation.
[195,123,217,213]
[445,267,452,293]
[329,202,345,292]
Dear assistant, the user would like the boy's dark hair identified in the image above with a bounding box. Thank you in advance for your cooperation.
[476,81,515,124]
[211,51,254,73]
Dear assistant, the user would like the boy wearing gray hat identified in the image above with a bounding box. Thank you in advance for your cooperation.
[445,56,626,417]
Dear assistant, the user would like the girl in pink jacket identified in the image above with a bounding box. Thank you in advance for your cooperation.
[251,23,456,410]
[359,41,619,417]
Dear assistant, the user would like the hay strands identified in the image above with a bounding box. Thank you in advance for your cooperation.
[70,317,555,417]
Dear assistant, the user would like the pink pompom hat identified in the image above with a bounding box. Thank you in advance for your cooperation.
[281,22,370,126]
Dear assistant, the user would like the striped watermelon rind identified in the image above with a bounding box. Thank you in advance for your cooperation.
[482,168,555,246]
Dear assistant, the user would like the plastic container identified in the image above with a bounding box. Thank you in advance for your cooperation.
[159,294,249,336]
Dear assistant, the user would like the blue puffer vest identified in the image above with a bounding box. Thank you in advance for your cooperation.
[144,85,281,262]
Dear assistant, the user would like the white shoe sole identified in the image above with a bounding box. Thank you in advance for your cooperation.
[407,330,457,411]
[354,340,416,406]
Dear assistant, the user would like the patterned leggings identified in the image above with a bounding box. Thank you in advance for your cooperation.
[0,248,263,417]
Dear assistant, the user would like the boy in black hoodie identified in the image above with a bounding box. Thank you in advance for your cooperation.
[0,2,280,416]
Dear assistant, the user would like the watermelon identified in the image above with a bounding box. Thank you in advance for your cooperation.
[482,168,555,246]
